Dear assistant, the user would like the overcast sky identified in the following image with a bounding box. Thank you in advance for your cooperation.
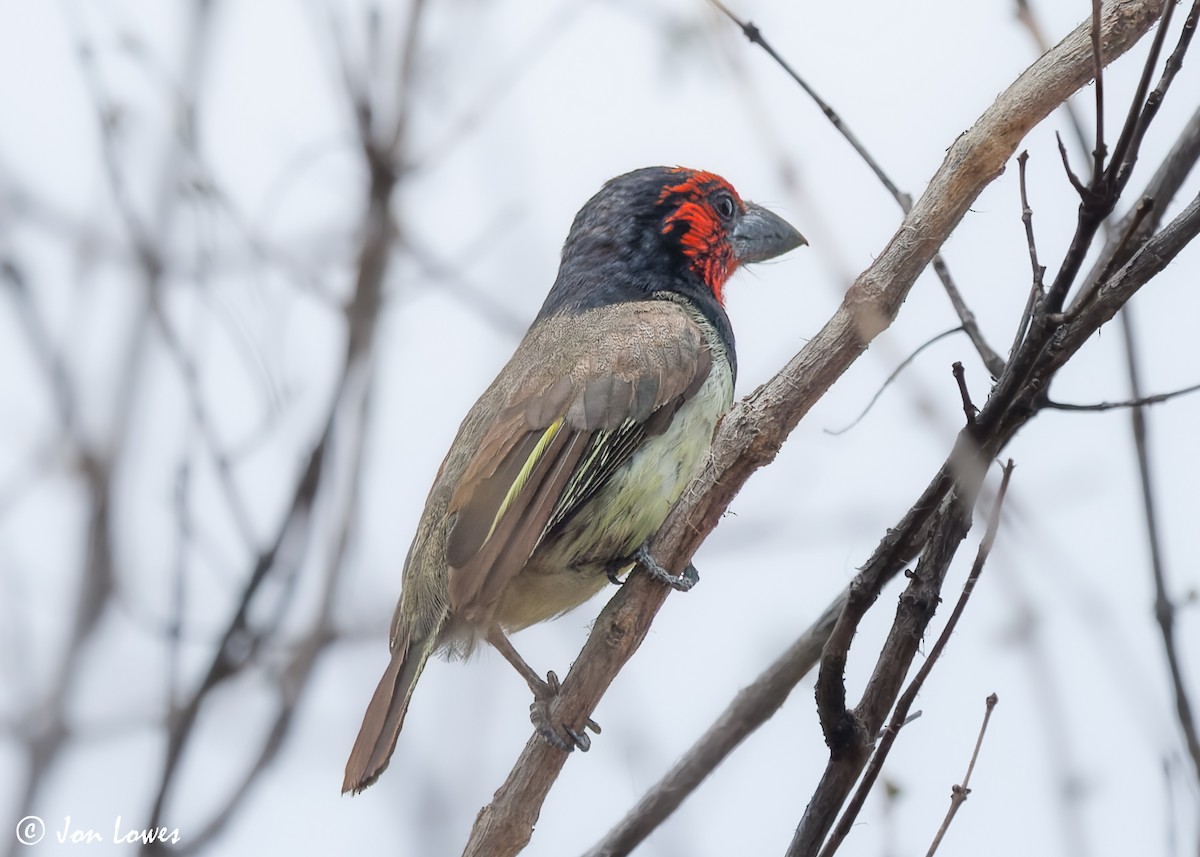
[1,1,1198,856]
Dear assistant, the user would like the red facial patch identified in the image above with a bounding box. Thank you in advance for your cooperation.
[659,169,743,304]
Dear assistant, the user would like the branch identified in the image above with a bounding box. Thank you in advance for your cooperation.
[1042,380,1200,411]
[952,362,979,429]
[818,462,1014,857]
[582,591,845,857]
[1071,102,1200,314]
[8,6,217,846]
[143,0,429,830]
[925,693,1001,857]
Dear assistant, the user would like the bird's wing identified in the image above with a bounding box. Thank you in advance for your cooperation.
[444,301,713,621]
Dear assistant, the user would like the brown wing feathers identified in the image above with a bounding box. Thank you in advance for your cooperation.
[443,303,712,621]
[446,425,588,619]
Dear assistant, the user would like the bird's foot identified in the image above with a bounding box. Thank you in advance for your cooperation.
[529,670,600,753]
[633,544,699,592]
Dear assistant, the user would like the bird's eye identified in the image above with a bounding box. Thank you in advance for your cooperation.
[713,192,736,221]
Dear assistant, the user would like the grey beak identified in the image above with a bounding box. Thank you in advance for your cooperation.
[732,202,807,264]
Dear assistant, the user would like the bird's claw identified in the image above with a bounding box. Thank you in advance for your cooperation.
[634,544,699,592]
[529,670,600,753]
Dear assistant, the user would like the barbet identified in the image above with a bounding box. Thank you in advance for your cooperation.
[343,166,804,793]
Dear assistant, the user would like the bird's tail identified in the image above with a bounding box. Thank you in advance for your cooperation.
[342,632,436,794]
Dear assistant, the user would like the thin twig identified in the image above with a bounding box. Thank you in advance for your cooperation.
[825,327,963,436]
[1072,103,1200,315]
[1017,152,1046,288]
[707,0,900,199]
[1055,132,1089,195]
[926,693,1001,857]
[952,362,978,429]
[1014,0,1104,210]
[1090,0,1108,180]
[1107,1,1180,195]
[1009,151,1046,363]
[1042,380,1200,411]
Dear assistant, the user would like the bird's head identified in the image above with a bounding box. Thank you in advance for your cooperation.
[541,167,804,324]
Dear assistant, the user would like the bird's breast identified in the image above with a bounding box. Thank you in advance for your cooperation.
[494,355,734,631]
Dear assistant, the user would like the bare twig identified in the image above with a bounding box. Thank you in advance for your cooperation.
[1071,104,1200,314]
[926,693,1001,857]
[825,327,963,436]
[1090,0,1108,180]
[1044,1,1182,314]
[1042,380,1200,411]
[1014,0,1104,209]
[1055,132,1090,195]
[1017,152,1046,289]
[951,362,978,429]
[1009,151,1046,363]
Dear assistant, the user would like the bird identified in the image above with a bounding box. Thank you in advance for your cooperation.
[343,166,804,794]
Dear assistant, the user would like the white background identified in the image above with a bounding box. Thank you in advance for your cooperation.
[1,1,1198,855]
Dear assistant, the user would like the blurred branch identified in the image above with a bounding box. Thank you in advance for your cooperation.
[387,0,430,160]
[397,219,530,337]
[174,364,379,856]
[461,3,1173,855]
[151,303,260,550]
[409,4,581,169]
[5,7,217,853]
[0,259,79,431]
[144,0,432,840]
[1119,299,1200,788]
